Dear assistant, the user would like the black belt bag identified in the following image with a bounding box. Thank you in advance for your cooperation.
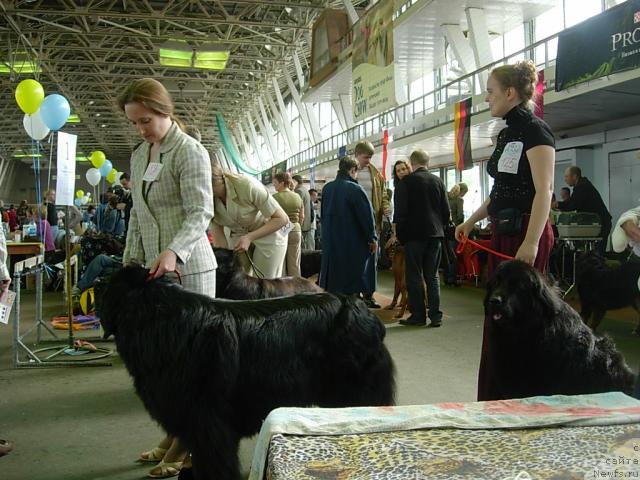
[496,208,523,236]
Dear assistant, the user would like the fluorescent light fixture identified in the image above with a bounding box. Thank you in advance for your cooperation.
[76,156,90,162]
[159,40,193,68]
[194,46,230,70]
[67,114,81,124]
[265,44,272,51]
[159,41,230,70]
[13,153,42,158]
[0,58,41,75]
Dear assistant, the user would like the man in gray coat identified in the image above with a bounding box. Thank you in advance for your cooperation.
[293,175,315,251]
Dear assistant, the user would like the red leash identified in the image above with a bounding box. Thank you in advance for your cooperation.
[455,235,515,261]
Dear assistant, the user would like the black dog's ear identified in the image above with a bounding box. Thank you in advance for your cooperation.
[533,270,563,322]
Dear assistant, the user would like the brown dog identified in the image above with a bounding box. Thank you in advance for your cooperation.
[213,247,322,299]
[384,241,409,318]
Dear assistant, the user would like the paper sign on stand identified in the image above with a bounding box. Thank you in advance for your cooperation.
[55,131,77,206]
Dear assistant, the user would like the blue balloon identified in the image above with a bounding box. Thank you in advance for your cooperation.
[99,159,113,177]
[39,94,71,131]
[74,198,82,207]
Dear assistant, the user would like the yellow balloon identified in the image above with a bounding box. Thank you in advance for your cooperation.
[106,169,118,183]
[15,79,45,115]
[90,151,106,168]
[76,190,85,199]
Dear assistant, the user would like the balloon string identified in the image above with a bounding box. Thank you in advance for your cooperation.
[30,115,43,244]
[47,133,54,195]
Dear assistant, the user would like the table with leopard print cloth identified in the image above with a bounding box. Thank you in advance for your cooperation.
[250,393,640,480]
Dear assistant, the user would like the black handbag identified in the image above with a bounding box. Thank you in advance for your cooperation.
[496,208,523,236]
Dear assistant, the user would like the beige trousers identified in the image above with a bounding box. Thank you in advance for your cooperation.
[229,230,287,279]
[283,230,302,277]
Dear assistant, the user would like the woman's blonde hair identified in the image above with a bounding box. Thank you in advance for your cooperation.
[449,182,468,197]
[490,60,538,110]
[117,78,185,130]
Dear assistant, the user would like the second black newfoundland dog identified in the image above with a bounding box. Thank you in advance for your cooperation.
[576,251,640,334]
[101,266,395,480]
[213,247,322,298]
[483,260,634,400]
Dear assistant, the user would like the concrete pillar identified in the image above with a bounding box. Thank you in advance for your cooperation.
[284,69,321,144]
[342,0,359,25]
[271,77,298,151]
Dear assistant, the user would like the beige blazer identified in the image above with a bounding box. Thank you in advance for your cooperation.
[212,173,283,238]
[124,122,216,275]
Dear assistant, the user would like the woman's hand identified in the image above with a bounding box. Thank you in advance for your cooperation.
[233,235,252,253]
[385,235,396,250]
[515,241,538,266]
[149,249,178,279]
[454,221,473,242]
[622,220,640,243]
[0,278,11,302]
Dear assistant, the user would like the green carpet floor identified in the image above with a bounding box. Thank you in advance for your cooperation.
[0,271,637,480]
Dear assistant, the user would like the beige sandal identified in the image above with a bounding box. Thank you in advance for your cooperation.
[139,446,167,463]
[147,460,183,478]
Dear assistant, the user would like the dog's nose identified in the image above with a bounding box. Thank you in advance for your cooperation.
[489,296,502,306]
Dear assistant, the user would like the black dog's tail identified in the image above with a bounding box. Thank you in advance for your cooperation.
[320,295,396,407]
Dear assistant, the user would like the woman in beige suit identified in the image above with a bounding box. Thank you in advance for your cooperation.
[273,172,304,277]
[210,165,288,279]
[118,78,216,478]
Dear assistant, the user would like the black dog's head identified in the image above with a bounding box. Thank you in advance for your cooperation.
[100,265,150,338]
[98,265,188,339]
[576,250,608,278]
[212,246,245,287]
[485,260,562,334]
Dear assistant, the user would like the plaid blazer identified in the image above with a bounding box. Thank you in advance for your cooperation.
[0,226,9,281]
[123,122,216,275]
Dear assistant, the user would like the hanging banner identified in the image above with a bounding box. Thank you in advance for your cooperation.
[555,0,640,91]
[261,160,287,185]
[534,71,545,119]
[55,131,77,206]
[454,98,473,172]
[352,0,396,122]
[382,130,389,181]
[309,159,316,188]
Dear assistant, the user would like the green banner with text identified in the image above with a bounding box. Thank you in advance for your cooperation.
[556,0,640,91]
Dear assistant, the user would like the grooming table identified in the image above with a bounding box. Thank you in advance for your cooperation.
[250,393,640,479]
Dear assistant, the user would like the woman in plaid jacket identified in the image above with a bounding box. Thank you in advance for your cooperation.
[117,78,216,478]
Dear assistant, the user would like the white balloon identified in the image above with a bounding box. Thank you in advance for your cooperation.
[85,167,101,186]
[81,195,89,205]
[116,171,124,182]
[23,111,50,141]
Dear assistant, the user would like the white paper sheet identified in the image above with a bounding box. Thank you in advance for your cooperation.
[55,131,78,206]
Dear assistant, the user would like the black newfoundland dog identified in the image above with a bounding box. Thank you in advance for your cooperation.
[576,251,640,334]
[101,266,395,480]
[213,247,322,298]
[483,260,634,400]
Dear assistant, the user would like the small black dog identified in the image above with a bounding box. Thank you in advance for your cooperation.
[483,260,634,400]
[101,266,395,480]
[300,249,322,278]
[576,251,640,333]
[213,247,322,299]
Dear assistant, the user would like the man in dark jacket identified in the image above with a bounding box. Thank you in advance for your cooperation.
[394,149,450,327]
[319,157,377,296]
[556,166,611,252]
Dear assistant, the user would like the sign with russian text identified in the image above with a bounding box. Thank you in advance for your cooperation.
[55,131,77,206]
[352,0,396,122]
[556,0,640,90]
